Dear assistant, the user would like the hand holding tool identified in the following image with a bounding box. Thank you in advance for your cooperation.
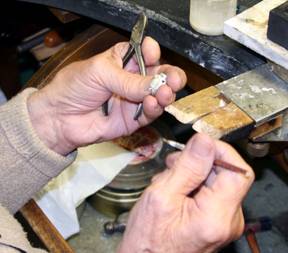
[162,138,248,176]
[103,13,148,120]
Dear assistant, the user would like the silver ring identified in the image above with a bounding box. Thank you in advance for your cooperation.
[149,73,167,96]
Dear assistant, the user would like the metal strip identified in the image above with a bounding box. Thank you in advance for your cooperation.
[217,64,288,126]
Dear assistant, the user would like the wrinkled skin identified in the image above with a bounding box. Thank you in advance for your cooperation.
[27,37,254,253]
[119,134,254,253]
[28,37,186,155]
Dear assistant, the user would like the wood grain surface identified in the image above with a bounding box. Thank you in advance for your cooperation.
[21,200,74,253]
[192,102,254,139]
[165,86,224,124]
[166,87,254,139]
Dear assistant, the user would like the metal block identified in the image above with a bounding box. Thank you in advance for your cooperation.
[217,64,288,126]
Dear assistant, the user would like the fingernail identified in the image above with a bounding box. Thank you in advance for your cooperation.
[188,134,213,157]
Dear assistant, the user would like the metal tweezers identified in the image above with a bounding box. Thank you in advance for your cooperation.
[103,13,148,120]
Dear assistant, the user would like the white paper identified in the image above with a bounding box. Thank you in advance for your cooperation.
[35,142,136,239]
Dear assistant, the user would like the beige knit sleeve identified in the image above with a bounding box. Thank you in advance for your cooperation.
[0,205,47,253]
[0,88,76,214]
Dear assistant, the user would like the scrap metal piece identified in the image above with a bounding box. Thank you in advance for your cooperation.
[249,115,283,141]
[255,110,288,142]
[217,64,288,126]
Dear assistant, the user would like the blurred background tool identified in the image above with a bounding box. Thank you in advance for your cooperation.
[244,217,272,253]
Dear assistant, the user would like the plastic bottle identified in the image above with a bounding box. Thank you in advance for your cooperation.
[189,0,237,36]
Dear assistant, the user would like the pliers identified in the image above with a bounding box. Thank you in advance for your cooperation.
[103,13,148,120]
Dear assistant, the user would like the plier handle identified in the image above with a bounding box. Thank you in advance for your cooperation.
[103,13,148,120]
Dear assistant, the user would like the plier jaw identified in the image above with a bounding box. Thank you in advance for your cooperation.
[123,13,148,76]
[130,13,148,48]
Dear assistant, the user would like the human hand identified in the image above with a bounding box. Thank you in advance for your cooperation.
[27,37,186,155]
[118,134,254,253]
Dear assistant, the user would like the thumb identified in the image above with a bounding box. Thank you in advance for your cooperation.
[103,42,153,102]
[108,68,153,102]
[167,134,215,196]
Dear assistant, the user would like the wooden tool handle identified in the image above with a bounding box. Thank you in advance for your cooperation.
[246,231,261,253]
[20,199,74,253]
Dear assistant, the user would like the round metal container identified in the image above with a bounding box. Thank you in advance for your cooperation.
[89,123,173,217]
[89,188,143,218]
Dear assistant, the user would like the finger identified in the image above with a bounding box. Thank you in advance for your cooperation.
[209,140,255,202]
[125,37,161,73]
[165,151,181,168]
[141,95,163,120]
[101,41,143,73]
[105,67,179,115]
[108,95,162,129]
[151,170,167,183]
[147,64,187,93]
[97,43,156,102]
[105,66,153,102]
[164,133,216,196]
[136,86,176,126]
[155,85,176,107]
[205,169,218,187]
[109,41,130,67]
[147,64,186,108]
[141,36,161,66]
[88,42,150,102]
[106,93,162,130]
[97,42,185,110]
[109,38,161,73]
[132,96,163,127]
